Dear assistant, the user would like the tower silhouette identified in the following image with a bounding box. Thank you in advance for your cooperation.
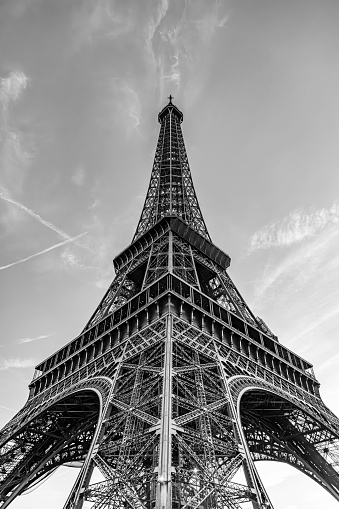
[1,99,339,509]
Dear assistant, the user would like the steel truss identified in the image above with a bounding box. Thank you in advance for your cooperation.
[1,99,339,508]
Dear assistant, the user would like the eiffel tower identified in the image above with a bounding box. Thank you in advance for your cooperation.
[1,98,339,509]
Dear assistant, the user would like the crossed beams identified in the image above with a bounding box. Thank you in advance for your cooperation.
[3,316,339,507]
[241,390,339,497]
[0,392,99,506]
[80,324,255,508]
[133,103,210,242]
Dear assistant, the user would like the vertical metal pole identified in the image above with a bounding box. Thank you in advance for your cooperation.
[156,314,173,509]
[169,109,172,215]
[168,231,173,274]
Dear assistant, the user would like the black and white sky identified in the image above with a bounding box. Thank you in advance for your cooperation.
[1,1,339,507]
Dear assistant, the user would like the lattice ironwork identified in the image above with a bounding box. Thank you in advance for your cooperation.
[133,101,210,242]
[1,99,339,509]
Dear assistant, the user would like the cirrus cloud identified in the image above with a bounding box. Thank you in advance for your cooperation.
[0,70,33,195]
[0,357,36,370]
[0,70,28,109]
[248,202,339,253]
[17,333,55,344]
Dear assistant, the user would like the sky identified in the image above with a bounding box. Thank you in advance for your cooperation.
[1,0,339,507]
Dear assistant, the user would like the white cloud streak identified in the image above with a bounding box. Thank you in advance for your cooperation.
[0,71,33,193]
[0,232,88,271]
[160,25,184,89]
[0,357,36,370]
[250,223,339,357]
[61,246,86,269]
[72,0,135,49]
[318,351,339,373]
[0,190,90,250]
[253,227,339,303]
[111,79,142,134]
[121,82,141,132]
[17,333,55,344]
[147,0,228,103]
[0,405,14,411]
[249,202,339,253]
[145,0,169,57]
[0,71,28,110]
[71,166,85,186]
[290,305,339,345]
[194,0,228,43]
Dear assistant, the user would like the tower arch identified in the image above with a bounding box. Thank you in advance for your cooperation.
[0,378,114,508]
[230,377,339,501]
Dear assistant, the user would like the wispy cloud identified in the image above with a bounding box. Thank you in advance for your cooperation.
[61,246,86,269]
[159,24,184,90]
[121,82,141,132]
[290,304,339,345]
[0,357,36,370]
[253,226,339,303]
[71,166,85,186]
[250,222,339,355]
[0,130,33,167]
[0,71,33,193]
[95,277,112,289]
[6,0,43,18]
[111,79,142,134]
[146,0,228,102]
[72,0,135,50]
[83,213,111,267]
[0,70,28,110]
[318,351,339,373]
[248,202,339,253]
[17,333,55,344]
[0,190,90,249]
[0,231,88,271]
[194,0,228,43]
[144,0,180,99]
[144,0,169,58]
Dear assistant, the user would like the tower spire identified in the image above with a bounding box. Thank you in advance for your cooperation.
[133,99,210,242]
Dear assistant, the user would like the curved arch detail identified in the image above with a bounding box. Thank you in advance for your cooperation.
[226,375,339,502]
[0,377,115,508]
[0,376,114,449]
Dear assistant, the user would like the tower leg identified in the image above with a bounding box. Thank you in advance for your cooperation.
[216,349,273,509]
[63,458,96,509]
[156,314,173,509]
[230,409,272,509]
[63,396,113,508]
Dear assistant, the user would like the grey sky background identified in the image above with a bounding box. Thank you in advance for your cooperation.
[1,0,339,507]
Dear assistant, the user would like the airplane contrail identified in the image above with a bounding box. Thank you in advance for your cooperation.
[0,232,87,271]
[0,191,90,249]
[17,333,55,344]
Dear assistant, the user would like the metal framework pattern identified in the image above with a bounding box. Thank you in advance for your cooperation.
[1,100,339,509]
[133,100,210,242]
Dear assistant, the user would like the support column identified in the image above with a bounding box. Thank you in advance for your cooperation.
[156,314,173,509]
[168,231,173,274]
